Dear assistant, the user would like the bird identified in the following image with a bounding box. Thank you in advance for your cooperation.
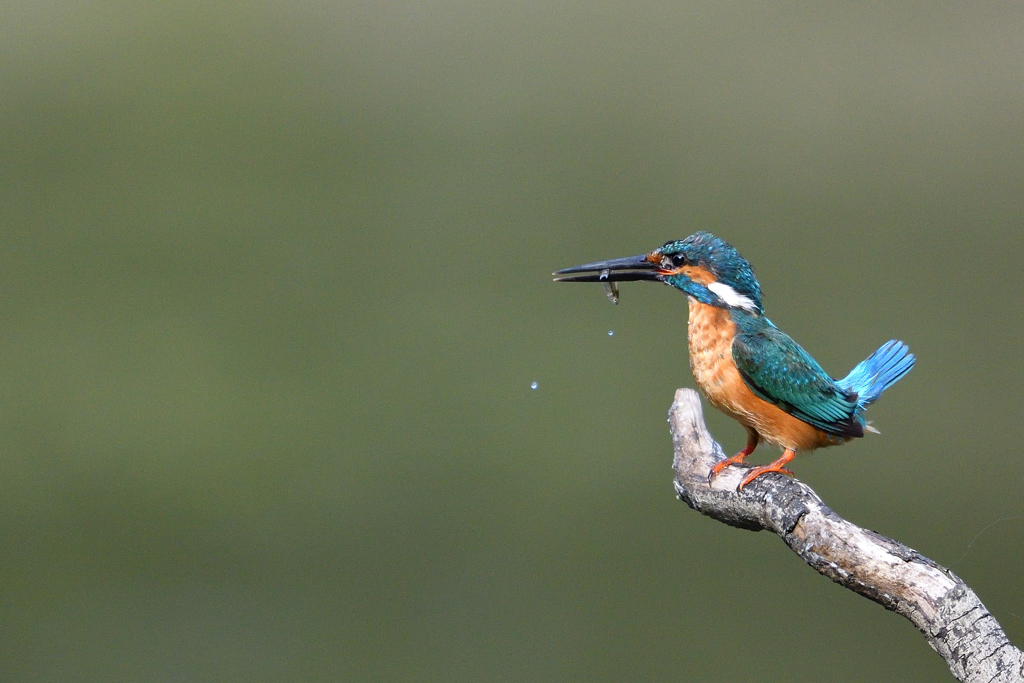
[554,232,915,490]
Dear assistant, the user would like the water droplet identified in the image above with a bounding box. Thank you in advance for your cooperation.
[530,381,538,390]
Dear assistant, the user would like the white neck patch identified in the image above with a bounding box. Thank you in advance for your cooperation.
[707,282,759,312]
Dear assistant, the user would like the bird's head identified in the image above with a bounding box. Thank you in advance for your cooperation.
[554,232,763,313]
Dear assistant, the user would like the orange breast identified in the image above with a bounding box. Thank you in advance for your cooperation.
[686,301,846,452]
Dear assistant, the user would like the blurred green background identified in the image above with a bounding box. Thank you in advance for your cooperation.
[1,2,1022,681]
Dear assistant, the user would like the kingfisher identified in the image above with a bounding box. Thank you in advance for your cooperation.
[554,232,915,490]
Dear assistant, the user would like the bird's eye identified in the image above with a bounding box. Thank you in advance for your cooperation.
[660,253,687,270]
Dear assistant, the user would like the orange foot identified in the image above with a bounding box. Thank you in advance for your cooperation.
[708,433,760,484]
[737,449,796,491]
[708,451,751,483]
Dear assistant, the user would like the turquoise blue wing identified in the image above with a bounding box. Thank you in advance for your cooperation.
[731,323,863,437]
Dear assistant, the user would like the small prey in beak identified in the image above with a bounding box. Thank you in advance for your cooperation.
[599,270,619,304]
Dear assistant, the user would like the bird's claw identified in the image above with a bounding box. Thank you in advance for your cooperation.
[707,453,749,484]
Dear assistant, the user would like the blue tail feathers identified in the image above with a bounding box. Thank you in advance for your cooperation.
[837,340,915,408]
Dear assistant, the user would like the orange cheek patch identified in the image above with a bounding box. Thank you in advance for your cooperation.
[679,265,716,284]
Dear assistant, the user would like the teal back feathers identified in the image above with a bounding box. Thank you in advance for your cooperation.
[731,313,915,438]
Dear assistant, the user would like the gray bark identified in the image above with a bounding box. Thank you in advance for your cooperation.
[669,388,1023,683]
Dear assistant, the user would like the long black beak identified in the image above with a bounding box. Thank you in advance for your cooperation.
[553,254,663,283]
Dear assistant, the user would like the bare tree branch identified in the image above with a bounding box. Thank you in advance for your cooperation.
[669,388,1024,683]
